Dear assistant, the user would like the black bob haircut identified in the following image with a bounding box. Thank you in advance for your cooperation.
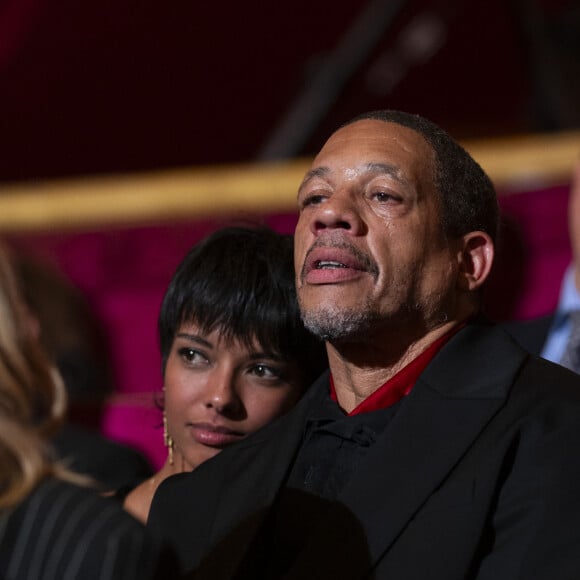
[158,225,327,386]
[345,110,500,245]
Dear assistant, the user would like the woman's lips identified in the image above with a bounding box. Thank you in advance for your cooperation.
[188,423,245,448]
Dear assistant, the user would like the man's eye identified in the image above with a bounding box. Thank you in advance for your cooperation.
[300,193,326,208]
[371,191,402,203]
[372,191,400,202]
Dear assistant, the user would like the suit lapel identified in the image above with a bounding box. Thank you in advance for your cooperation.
[339,386,504,562]
[293,325,528,573]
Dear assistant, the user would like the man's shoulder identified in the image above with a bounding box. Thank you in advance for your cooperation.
[514,350,580,406]
[427,322,580,406]
[423,322,528,398]
[500,314,554,355]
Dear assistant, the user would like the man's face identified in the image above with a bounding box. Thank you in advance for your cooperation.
[294,119,462,343]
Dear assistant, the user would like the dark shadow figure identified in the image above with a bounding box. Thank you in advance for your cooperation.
[14,250,153,490]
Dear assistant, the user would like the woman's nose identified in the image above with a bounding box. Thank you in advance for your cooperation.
[204,370,243,416]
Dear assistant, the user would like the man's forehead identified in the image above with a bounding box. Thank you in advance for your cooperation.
[317,119,433,161]
[301,162,406,187]
[303,120,435,186]
[338,117,418,136]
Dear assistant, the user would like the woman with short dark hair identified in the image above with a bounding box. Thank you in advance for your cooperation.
[122,226,327,523]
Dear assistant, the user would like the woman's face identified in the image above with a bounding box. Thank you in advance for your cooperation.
[163,321,304,471]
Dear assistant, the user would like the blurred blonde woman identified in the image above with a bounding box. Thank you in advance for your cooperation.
[0,244,174,580]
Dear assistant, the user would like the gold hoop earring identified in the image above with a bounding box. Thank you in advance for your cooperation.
[163,412,174,465]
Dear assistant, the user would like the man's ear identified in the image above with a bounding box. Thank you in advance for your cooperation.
[456,231,494,292]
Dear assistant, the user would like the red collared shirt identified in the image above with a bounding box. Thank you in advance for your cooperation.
[330,325,464,416]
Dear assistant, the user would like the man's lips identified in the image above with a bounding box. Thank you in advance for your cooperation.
[302,243,378,285]
[188,422,245,448]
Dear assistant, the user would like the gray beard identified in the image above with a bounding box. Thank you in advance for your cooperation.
[301,304,379,343]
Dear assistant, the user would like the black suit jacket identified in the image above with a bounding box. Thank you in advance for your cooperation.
[148,323,580,580]
[501,314,553,356]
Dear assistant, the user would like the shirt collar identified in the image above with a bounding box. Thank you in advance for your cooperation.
[557,265,580,315]
[551,265,580,333]
[329,324,464,416]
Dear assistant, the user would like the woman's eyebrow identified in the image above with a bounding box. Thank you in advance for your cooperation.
[246,351,284,362]
[175,333,213,349]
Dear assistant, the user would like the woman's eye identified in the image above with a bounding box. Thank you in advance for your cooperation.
[250,364,280,380]
[178,347,206,364]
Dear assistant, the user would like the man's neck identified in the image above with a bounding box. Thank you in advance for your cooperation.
[327,319,463,413]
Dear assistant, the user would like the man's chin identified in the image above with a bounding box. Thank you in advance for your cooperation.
[301,307,374,343]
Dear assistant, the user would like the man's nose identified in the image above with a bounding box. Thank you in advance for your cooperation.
[311,192,365,235]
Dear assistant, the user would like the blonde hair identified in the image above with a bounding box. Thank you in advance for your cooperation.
[0,245,84,509]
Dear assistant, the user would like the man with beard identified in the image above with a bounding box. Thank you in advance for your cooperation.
[147,111,580,580]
